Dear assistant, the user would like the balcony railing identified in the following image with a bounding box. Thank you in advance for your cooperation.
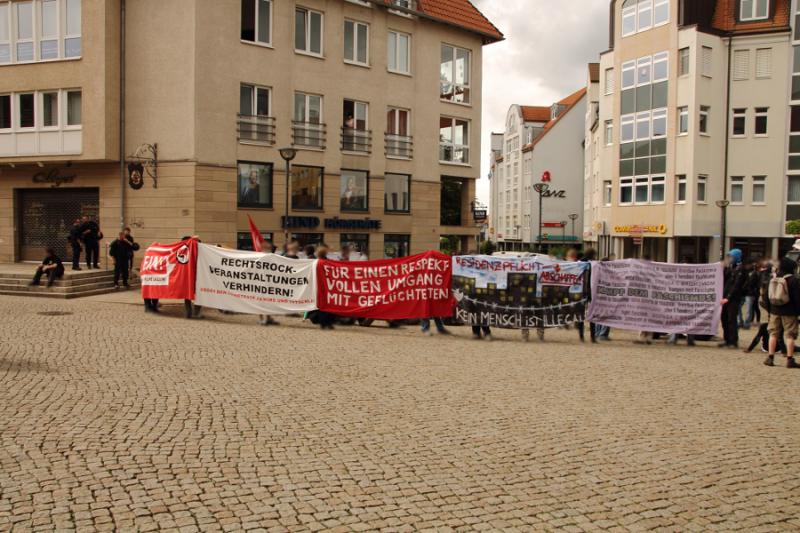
[237,114,276,145]
[292,121,326,148]
[341,127,371,153]
[385,133,413,159]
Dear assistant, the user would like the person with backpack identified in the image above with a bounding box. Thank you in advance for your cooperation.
[764,256,800,368]
[719,249,746,349]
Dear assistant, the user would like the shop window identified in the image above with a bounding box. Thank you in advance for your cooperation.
[237,161,273,208]
[291,165,324,210]
[384,234,410,258]
[341,234,369,256]
[340,169,368,212]
[237,231,273,251]
[440,176,463,225]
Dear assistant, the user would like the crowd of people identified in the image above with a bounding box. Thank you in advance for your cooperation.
[30,216,139,290]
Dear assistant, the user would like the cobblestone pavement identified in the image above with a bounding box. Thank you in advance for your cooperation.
[1,295,799,532]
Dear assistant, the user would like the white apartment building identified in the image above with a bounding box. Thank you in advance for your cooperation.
[490,90,587,251]
[585,0,793,262]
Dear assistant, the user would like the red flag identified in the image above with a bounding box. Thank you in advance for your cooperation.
[247,215,265,252]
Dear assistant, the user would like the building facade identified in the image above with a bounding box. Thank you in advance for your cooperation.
[0,0,501,263]
[585,0,793,262]
[489,90,587,252]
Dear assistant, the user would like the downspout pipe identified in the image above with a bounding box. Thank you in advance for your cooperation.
[119,0,126,230]
[721,34,733,260]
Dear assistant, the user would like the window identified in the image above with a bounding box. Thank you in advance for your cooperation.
[440,44,471,104]
[676,175,687,203]
[678,106,688,134]
[40,0,57,59]
[622,1,636,36]
[788,176,800,221]
[0,95,10,129]
[18,92,34,128]
[295,7,323,56]
[440,176,463,225]
[41,91,57,127]
[679,47,690,76]
[0,3,8,63]
[621,60,636,89]
[754,107,768,135]
[15,1,33,61]
[293,92,323,147]
[637,0,652,32]
[702,46,712,77]
[439,116,469,164]
[4,0,80,63]
[239,84,272,142]
[654,0,669,25]
[66,89,80,125]
[699,106,709,134]
[733,50,749,80]
[740,0,769,21]
[605,120,613,145]
[653,52,668,82]
[793,47,800,102]
[385,173,410,212]
[387,30,410,74]
[237,231,274,251]
[344,20,368,65]
[386,107,410,157]
[341,234,369,256]
[635,111,650,140]
[342,99,369,152]
[237,161,273,208]
[697,175,707,203]
[755,48,772,79]
[636,56,651,86]
[620,177,633,204]
[340,169,368,211]
[291,165,323,210]
[650,175,665,203]
[730,176,744,204]
[652,108,666,138]
[603,180,612,206]
[384,234,410,258]
[241,0,272,45]
[621,114,634,142]
[732,108,746,136]
[752,175,766,204]
[64,0,80,57]
[604,67,614,94]
[634,176,649,203]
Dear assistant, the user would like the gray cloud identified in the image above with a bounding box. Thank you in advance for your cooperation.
[473,0,609,202]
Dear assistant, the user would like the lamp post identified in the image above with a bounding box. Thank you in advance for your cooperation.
[533,182,550,253]
[569,213,579,244]
[715,199,730,261]
[561,221,567,245]
[279,147,298,249]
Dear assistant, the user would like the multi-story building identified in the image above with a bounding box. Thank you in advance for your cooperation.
[0,0,502,263]
[489,90,587,251]
[585,0,793,262]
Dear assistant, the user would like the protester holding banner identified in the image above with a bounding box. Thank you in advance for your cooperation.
[140,237,198,315]
[720,249,746,349]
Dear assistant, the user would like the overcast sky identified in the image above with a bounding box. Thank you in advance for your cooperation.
[472,0,609,204]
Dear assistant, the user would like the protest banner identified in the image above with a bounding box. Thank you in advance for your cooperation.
[140,238,198,300]
[586,259,723,335]
[316,251,453,319]
[452,255,589,329]
[195,244,317,314]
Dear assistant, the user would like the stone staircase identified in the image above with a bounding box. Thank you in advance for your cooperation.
[0,266,140,299]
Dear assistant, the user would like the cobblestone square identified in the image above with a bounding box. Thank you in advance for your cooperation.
[1,294,799,532]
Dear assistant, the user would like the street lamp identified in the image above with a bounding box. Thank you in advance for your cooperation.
[279,147,297,249]
[561,221,567,245]
[533,182,550,253]
[568,213,579,244]
[715,199,730,261]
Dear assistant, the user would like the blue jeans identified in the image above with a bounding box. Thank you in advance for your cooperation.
[739,296,756,328]
[595,324,610,338]
[421,318,446,333]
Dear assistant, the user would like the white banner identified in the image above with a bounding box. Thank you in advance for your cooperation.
[195,243,317,314]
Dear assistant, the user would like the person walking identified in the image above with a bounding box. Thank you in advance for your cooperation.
[68,219,83,271]
[30,248,65,287]
[739,259,759,330]
[79,215,101,269]
[109,232,132,289]
[576,249,597,343]
[421,317,450,336]
[471,325,492,341]
[719,248,746,349]
[764,256,800,368]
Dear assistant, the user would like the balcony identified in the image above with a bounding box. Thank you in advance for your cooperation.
[341,127,371,154]
[292,121,326,149]
[385,133,413,159]
[237,114,276,145]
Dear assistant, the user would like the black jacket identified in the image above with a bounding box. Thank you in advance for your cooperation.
[109,239,132,261]
[80,220,100,242]
[743,270,760,298]
[765,275,800,317]
[42,255,65,276]
[723,265,746,302]
[68,225,82,246]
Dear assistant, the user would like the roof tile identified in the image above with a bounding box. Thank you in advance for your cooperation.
[414,0,503,42]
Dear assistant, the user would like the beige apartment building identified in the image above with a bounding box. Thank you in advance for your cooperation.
[0,0,501,263]
[585,0,793,262]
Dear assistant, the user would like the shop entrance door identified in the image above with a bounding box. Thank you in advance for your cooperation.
[18,188,99,262]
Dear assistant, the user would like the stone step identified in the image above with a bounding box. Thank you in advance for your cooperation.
[0,280,140,294]
[0,268,125,280]
[0,275,137,289]
[0,284,140,300]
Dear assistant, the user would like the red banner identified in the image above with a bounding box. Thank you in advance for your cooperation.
[140,239,198,300]
[317,251,454,319]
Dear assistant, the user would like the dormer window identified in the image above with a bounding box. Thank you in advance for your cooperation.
[740,0,769,21]
[550,104,566,120]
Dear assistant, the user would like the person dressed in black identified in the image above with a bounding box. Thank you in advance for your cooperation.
[123,227,139,271]
[68,219,83,271]
[30,248,65,287]
[576,248,597,343]
[79,215,101,269]
[109,232,132,289]
[720,248,746,349]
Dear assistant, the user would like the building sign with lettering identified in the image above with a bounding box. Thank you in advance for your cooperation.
[33,168,76,188]
[613,224,668,235]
